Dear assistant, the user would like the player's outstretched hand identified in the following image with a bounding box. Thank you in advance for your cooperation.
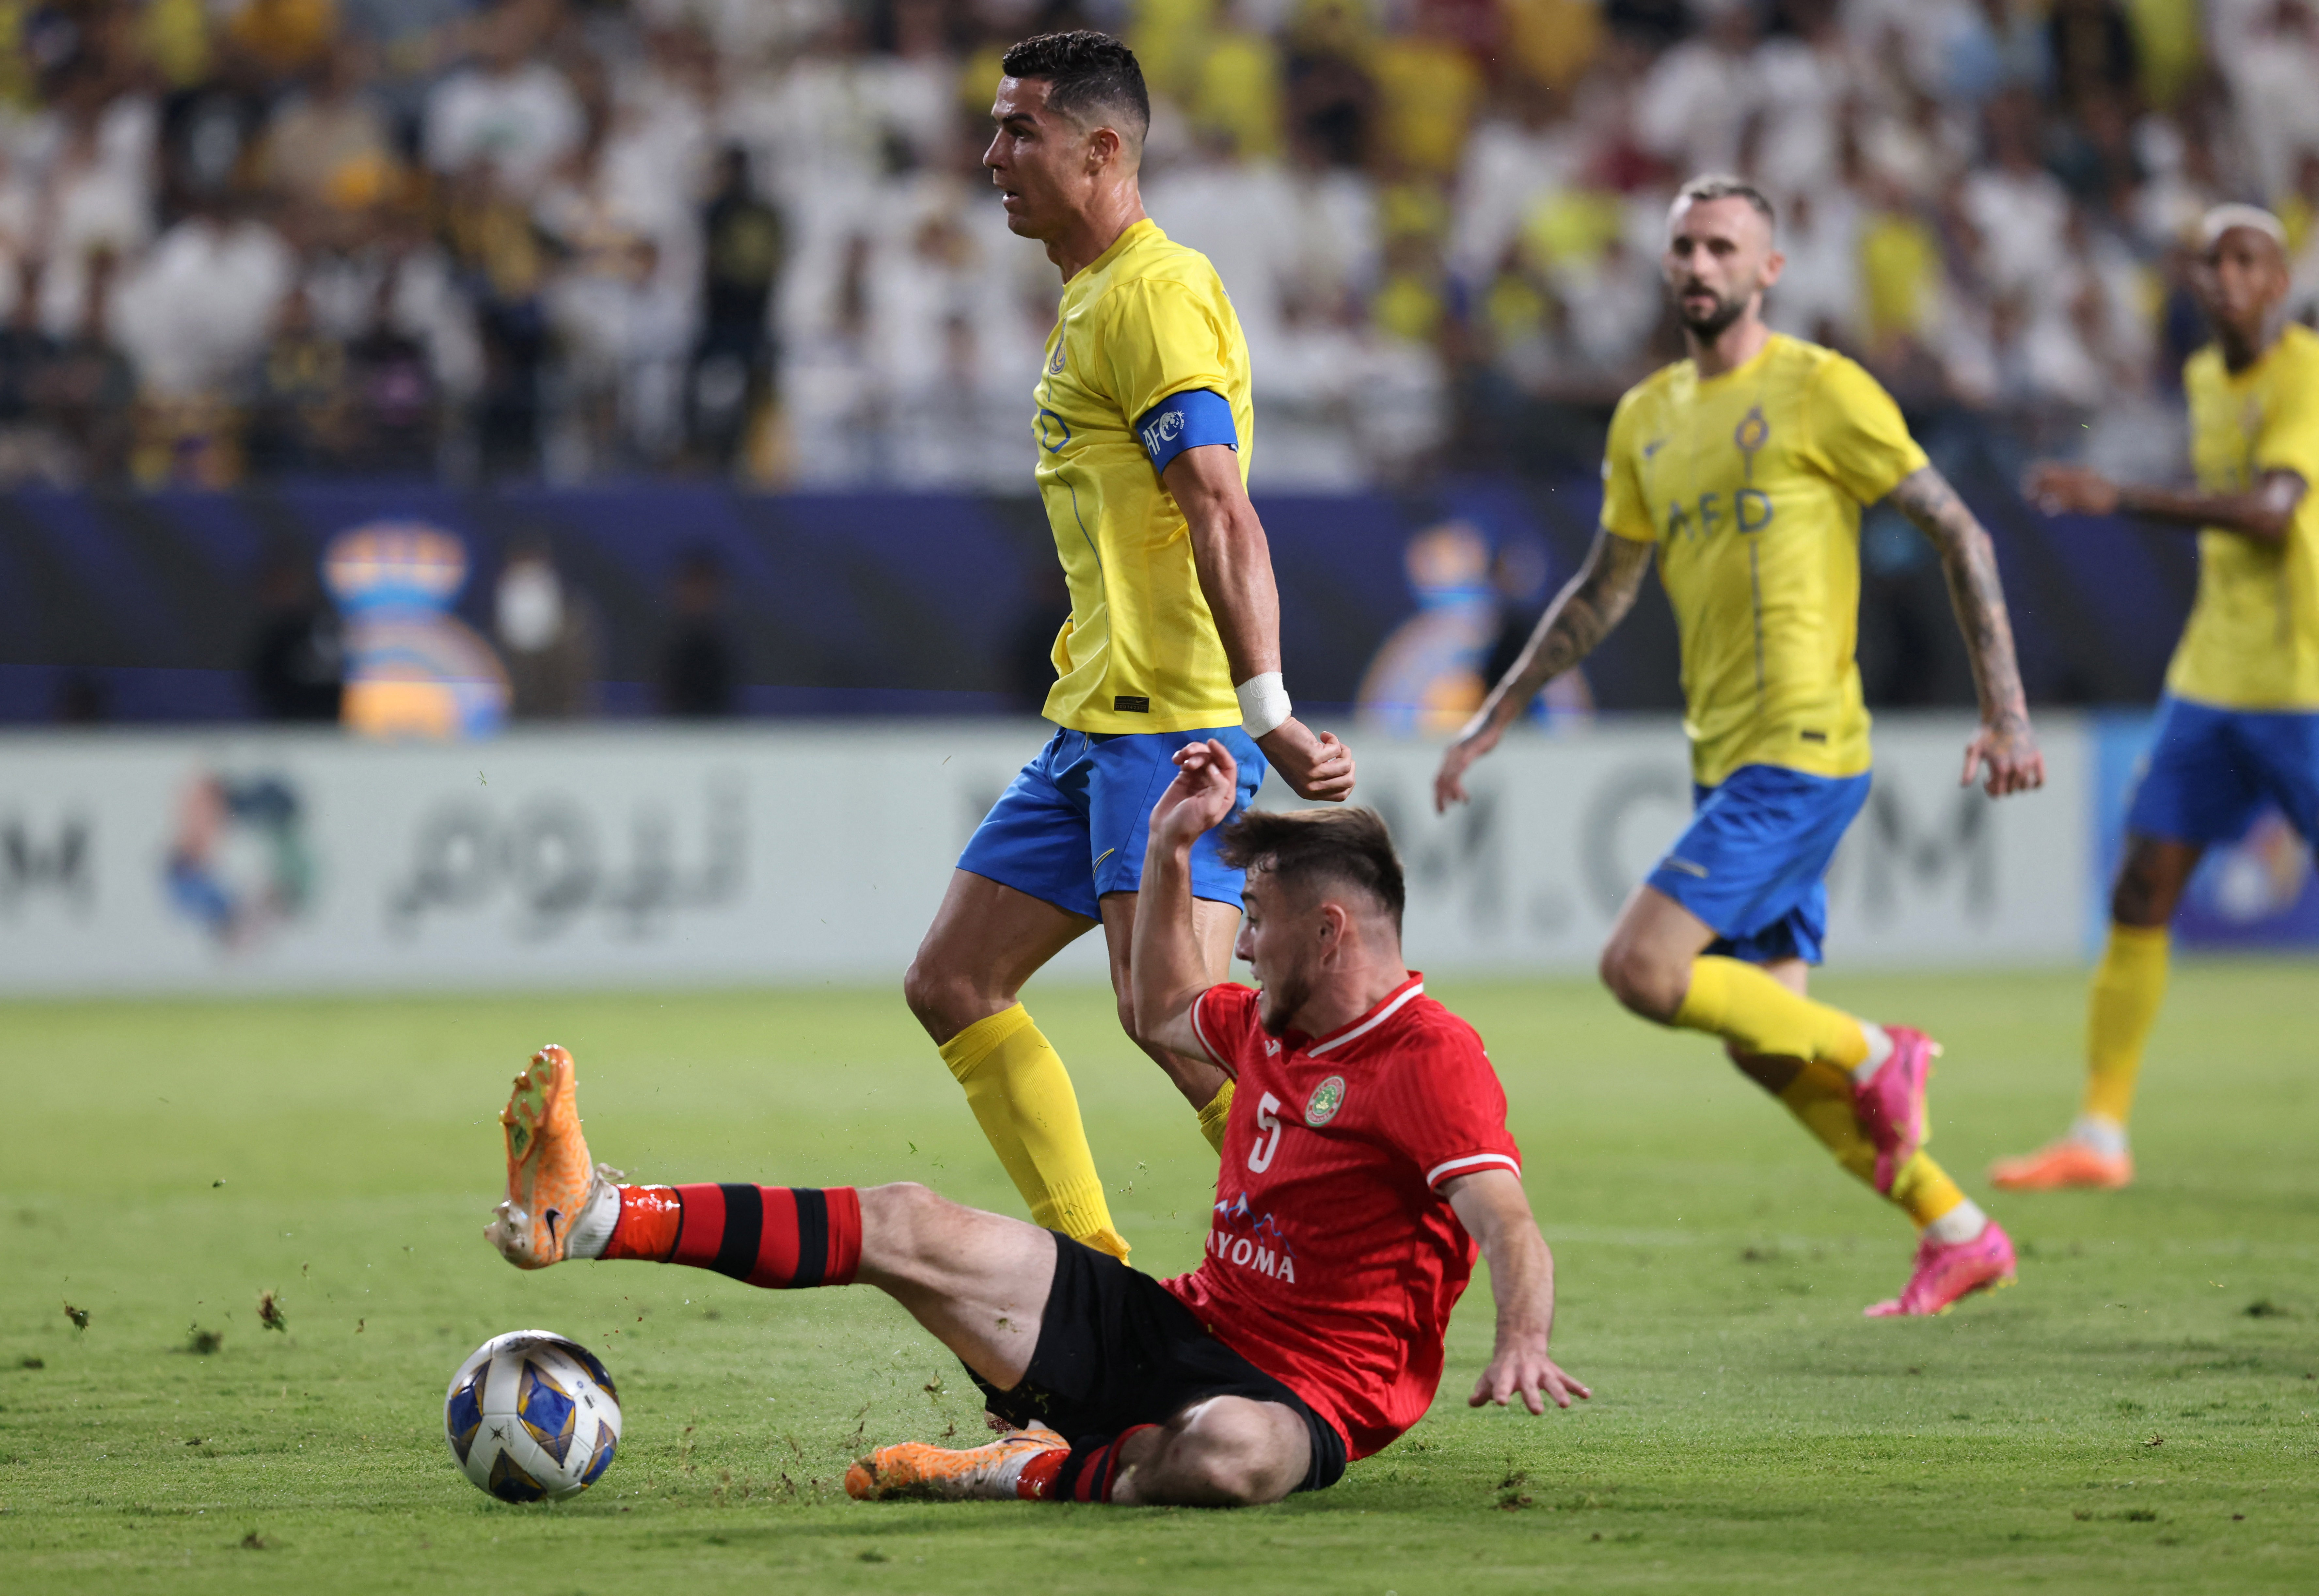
[1469,1336,1591,1416]
[1153,739,1242,850]
[1258,718,1355,802]
[2023,461,2119,517]
[1433,714,1505,813]
[1962,716,2045,798]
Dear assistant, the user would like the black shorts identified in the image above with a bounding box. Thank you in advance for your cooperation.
[966,1233,1348,1493]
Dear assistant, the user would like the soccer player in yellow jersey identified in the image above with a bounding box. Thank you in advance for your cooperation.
[1995,206,2319,1192]
[1435,176,2047,1316]
[902,33,1355,1261]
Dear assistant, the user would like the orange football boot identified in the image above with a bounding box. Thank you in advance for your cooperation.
[1989,1138,2133,1191]
[486,1044,614,1268]
[845,1426,1068,1501]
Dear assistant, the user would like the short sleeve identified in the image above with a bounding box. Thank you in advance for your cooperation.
[1188,982,1261,1078]
[1099,280,1238,437]
[2254,350,2319,483]
[1379,1022,1522,1192]
[1801,355,1929,505]
[1599,387,1657,544]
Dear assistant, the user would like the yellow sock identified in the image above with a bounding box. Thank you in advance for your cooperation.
[938,1004,1127,1258]
[2083,924,2169,1127]
[1676,956,1870,1071]
[1889,1151,1966,1229]
[1774,1060,1880,1189]
[1772,1063,1967,1227]
[1196,1079,1235,1155]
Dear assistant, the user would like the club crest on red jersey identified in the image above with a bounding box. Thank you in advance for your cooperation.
[1304,1075,1345,1126]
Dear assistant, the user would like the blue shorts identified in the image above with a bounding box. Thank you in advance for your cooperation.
[958,726,1267,921]
[2123,695,2319,847]
[1645,764,1873,966]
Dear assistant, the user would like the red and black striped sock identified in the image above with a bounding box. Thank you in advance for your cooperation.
[602,1183,861,1287]
[1032,1425,1156,1503]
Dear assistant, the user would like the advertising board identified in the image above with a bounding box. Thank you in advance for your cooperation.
[0,715,2102,995]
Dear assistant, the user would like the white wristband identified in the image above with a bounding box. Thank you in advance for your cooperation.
[1235,671,1292,739]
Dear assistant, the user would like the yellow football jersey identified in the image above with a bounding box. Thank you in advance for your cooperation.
[2168,322,2319,710]
[1030,218,1253,734]
[1600,334,1928,786]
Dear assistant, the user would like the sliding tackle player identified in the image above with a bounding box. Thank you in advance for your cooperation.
[485,745,1583,1504]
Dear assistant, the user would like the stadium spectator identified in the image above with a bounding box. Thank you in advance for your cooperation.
[423,1,584,201]
[659,545,740,718]
[691,145,782,470]
[252,40,397,216]
[493,534,599,719]
[246,541,347,722]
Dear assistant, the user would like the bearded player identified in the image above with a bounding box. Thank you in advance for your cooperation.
[484,756,1584,1505]
[1994,206,2319,1191]
[903,32,1355,1265]
[1434,176,2046,1317]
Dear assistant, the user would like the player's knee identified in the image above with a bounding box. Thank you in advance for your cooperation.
[2109,867,2170,928]
[1598,939,1682,1021]
[857,1182,946,1255]
[901,956,986,1042]
[1159,1400,1301,1506]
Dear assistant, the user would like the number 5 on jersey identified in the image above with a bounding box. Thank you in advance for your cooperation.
[1248,1092,1283,1172]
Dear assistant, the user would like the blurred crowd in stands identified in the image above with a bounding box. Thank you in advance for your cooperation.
[1,0,2313,491]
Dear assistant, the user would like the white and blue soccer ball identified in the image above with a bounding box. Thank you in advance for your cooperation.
[444,1330,621,1502]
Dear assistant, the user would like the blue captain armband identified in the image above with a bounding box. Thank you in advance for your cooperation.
[1136,389,1237,475]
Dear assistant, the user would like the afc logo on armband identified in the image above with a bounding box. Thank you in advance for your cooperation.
[1140,409,1186,456]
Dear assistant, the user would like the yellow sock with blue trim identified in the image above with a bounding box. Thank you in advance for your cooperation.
[1674,955,1871,1071]
[938,1003,1127,1259]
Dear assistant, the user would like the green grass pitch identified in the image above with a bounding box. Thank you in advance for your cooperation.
[3,961,2316,1593]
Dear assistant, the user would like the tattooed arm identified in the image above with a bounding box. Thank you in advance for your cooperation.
[1434,529,1654,812]
[1885,465,2047,798]
[2025,460,2301,545]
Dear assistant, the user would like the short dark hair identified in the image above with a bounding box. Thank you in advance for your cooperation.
[1676,173,1777,232]
[1216,807,1405,932]
[1001,30,1150,144]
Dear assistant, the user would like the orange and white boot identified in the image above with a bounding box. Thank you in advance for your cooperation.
[486,1044,620,1268]
[1990,1132,2133,1191]
[845,1426,1069,1501]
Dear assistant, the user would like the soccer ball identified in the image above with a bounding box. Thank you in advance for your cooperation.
[444,1330,621,1502]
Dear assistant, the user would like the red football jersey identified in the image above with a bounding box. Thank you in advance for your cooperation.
[1160,972,1522,1460]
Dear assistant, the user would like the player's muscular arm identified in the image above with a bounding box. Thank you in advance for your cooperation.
[1164,444,1355,802]
[1433,529,1653,812]
[1885,465,2047,799]
[2025,461,2302,545]
[1128,738,1245,1062]
[1443,1170,1589,1415]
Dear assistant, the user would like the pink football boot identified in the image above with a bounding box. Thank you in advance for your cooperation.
[1852,1026,1940,1193]
[1864,1220,2018,1318]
